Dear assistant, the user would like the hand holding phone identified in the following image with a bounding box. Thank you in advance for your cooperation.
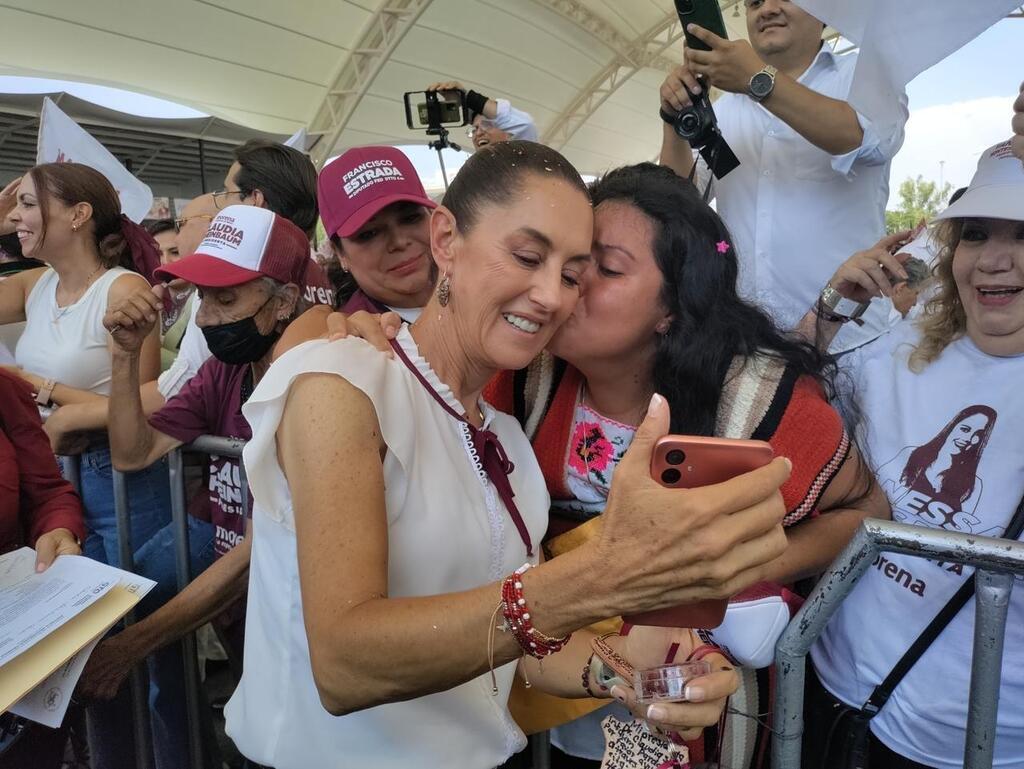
[675,0,729,52]
[623,435,775,629]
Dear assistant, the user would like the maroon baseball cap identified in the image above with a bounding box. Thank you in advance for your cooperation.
[319,146,436,239]
[155,206,311,289]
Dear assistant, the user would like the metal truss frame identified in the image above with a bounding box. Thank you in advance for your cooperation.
[541,10,683,150]
[308,0,434,166]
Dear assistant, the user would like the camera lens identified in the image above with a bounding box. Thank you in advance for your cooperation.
[666,449,686,466]
[661,468,682,485]
[678,111,701,140]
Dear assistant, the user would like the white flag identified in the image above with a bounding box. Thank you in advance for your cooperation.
[284,127,308,152]
[794,0,1019,133]
[36,97,154,223]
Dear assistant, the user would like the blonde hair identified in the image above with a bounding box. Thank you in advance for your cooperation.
[908,218,967,372]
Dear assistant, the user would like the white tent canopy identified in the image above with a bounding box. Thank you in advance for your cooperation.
[0,0,773,175]
[0,90,285,195]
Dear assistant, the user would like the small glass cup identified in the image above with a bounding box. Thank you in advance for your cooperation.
[633,661,712,705]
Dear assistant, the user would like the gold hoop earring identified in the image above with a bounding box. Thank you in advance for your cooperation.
[437,273,451,307]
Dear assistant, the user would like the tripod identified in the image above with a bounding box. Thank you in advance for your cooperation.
[427,125,462,190]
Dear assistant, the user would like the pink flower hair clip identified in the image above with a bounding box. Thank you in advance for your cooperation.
[716,240,730,254]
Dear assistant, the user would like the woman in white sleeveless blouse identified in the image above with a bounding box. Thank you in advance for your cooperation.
[227,142,795,769]
[0,164,170,568]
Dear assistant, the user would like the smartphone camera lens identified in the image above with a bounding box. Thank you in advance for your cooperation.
[666,449,686,466]
[661,468,682,485]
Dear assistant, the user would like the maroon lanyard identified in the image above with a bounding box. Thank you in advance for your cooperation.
[389,335,534,557]
[343,289,390,315]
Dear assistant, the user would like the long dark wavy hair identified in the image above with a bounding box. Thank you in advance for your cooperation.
[900,404,996,508]
[588,163,836,436]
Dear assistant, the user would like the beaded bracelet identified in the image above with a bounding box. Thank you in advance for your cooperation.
[501,564,571,660]
[581,654,595,696]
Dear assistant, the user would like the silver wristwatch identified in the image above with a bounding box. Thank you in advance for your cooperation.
[818,284,869,323]
[748,65,778,102]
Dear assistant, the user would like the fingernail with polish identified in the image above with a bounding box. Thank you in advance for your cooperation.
[647,704,668,721]
[684,685,705,702]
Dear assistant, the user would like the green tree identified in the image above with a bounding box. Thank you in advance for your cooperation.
[885,176,953,233]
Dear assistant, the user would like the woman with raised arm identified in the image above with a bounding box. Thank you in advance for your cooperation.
[485,164,887,769]
[804,140,1024,768]
[293,162,889,768]
[224,142,792,769]
[0,163,169,568]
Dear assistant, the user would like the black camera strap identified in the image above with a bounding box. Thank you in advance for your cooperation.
[858,494,1024,720]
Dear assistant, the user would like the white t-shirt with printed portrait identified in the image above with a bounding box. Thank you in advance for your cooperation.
[811,320,1024,768]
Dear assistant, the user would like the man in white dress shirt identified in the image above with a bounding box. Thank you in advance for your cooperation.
[660,0,908,352]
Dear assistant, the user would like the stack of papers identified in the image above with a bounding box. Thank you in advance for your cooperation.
[0,548,155,727]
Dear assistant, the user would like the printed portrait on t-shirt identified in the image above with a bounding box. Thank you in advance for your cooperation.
[877,404,1003,535]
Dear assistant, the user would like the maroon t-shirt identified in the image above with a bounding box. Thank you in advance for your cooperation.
[149,357,251,558]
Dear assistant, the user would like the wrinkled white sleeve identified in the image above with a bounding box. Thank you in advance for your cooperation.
[830,54,909,178]
[493,99,539,142]
[831,97,909,178]
[157,300,212,399]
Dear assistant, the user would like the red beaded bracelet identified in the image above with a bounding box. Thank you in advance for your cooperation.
[501,564,571,659]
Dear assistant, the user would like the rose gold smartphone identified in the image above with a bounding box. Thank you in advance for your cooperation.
[623,435,775,629]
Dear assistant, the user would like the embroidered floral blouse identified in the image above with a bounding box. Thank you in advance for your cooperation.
[553,394,636,520]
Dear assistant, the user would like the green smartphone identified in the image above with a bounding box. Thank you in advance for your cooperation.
[675,0,730,51]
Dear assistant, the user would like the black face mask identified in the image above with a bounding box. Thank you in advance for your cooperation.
[201,301,281,365]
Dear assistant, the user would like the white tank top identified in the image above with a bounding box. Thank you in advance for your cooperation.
[225,327,550,769]
[15,267,133,396]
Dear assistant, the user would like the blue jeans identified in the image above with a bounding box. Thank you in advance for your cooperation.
[77,445,173,569]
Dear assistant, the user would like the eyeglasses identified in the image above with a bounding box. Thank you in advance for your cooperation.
[212,189,245,210]
[466,120,497,138]
[173,214,214,234]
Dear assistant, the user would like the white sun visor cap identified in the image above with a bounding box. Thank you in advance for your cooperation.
[935,139,1024,223]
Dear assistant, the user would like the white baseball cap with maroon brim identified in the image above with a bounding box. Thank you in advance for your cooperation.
[155,205,311,288]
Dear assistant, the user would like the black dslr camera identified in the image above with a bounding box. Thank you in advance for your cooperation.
[663,87,739,180]
[663,0,740,180]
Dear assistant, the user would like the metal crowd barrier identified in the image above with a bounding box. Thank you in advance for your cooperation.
[772,519,1023,769]
[57,454,153,769]
[61,452,81,496]
[104,435,247,769]
[167,435,247,769]
[111,468,156,769]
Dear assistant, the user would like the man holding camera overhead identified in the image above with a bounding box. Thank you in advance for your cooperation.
[426,81,538,148]
[660,0,908,352]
